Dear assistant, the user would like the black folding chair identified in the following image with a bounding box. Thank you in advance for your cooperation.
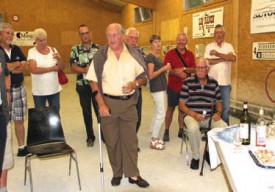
[24,107,81,192]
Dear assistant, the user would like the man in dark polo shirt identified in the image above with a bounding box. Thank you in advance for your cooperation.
[179,58,227,170]
[0,23,28,157]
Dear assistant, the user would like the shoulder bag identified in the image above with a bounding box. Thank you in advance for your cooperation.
[51,47,68,85]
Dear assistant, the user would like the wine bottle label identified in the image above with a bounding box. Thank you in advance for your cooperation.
[240,123,249,139]
[256,125,266,146]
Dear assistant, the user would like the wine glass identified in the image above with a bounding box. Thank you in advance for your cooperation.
[122,77,128,94]
[233,128,242,152]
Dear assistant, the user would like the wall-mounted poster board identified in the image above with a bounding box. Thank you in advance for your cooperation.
[192,7,223,38]
[251,0,275,34]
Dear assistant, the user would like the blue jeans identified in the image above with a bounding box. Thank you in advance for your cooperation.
[33,92,60,113]
[220,85,231,125]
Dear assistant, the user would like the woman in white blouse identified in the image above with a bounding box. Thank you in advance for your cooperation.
[27,28,64,112]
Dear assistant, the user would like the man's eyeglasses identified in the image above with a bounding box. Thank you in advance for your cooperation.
[127,36,138,40]
[79,31,89,36]
[195,66,208,70]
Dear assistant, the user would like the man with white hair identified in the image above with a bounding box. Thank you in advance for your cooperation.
[179,58,227,170]
[124,27,146,152]
[87,23,149,188]
[0,23,28,157]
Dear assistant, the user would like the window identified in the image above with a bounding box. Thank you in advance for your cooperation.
[134,7,152,23]
[184,0,213,10]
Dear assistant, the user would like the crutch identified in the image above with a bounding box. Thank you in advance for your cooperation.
[93,91,104,191]
[97,114,104,191]
[200,102,215,176]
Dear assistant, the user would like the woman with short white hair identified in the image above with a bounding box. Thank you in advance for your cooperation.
[27,28,64,112]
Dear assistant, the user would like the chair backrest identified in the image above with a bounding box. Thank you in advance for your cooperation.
[27,107,65,147]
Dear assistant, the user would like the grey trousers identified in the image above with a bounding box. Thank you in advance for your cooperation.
[184,115,227,159]
[101,96,140,178]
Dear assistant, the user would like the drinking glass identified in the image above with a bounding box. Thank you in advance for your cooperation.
[122,77,128,94]
[233,128,242,152]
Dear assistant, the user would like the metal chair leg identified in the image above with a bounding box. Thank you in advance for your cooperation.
[71,151,82,191]
[180,128,189,166]
[24,154,34,192]
[24,156,28,185]
[180,134,184,154]
[69,153,72,176]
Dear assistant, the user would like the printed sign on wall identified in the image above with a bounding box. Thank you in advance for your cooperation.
[192,7,224,39]
[251,0,275,34]
[195,44,207,58]
[252,42,275,60]
[12,31,34,46]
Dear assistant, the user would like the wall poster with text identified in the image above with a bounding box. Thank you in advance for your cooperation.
[251,0,275,34]
[12,31,34,46]
[192,7,223,39]
[252,42,275,60]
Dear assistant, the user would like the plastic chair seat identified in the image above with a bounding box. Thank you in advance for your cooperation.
[27,141,73,158]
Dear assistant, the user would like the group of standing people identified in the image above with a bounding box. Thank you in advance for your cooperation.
[0,22,236,191]
[143,24,236,172]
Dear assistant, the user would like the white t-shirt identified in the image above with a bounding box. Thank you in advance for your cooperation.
[204,42,235,86]
[27,46,62,95]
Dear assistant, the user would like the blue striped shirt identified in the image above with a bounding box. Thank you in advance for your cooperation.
[180,75,222,117]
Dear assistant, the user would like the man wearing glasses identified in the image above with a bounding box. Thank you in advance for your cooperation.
[124,27,146,152]
[69,24,99,147]
[179,58,227,170]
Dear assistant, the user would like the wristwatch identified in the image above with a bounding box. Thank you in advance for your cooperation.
[183,67,186,72]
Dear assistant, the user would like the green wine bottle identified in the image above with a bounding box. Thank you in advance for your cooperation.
[240,101,251,145]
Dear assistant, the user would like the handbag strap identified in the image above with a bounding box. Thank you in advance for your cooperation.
[174,48,187,68]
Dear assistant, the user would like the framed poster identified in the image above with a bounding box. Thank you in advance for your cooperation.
[250,0,275,34]
[192,7,224,38]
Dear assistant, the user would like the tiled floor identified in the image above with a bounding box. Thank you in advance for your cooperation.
[7,75,235,192]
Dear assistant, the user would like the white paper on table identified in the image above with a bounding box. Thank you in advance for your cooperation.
[208,125,239,169]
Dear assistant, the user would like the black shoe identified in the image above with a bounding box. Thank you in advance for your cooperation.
[190,159,199,170]
[17,146,28,157]
[178,128,183,138]
[205,151,210,166]
[111,176,122,186]
[129,176,149,188]
[86,138,95,147]
[163,129,169,142]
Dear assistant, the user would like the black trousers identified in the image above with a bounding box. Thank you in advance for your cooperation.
[76,84,99,141]
[0,105,7,171]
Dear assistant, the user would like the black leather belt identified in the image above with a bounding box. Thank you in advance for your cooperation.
[11,83,22,88]
[103,93,134,100]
